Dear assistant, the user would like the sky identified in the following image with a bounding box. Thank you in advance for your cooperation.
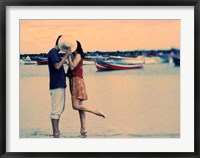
[20,20,180,54]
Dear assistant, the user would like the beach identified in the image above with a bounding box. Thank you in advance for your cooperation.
[20,63,180,138]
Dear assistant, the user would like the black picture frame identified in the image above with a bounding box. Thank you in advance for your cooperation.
[0,0,199,158]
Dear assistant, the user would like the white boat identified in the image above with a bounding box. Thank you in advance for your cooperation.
[108,56,144,65]
[22,56,37,65]
[24,60,37,65]
[85,55,108,61]
[157,53,170,63]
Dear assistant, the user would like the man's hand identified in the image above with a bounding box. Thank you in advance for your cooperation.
[54,49,72,70]
[65,49,72,57]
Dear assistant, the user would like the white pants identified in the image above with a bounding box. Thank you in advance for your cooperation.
[50,88,66,119]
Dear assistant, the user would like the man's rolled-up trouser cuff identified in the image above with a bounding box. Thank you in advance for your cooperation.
[50,88,66,119]
[50,113,61,119]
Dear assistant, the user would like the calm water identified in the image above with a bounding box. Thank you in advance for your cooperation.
[20,62,180,138]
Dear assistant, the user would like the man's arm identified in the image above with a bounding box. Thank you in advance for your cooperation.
[54,54,67,70]
[54,53,69,70]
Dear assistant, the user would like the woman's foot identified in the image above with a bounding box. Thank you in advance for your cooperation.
[80,130,87,138]
[96,110,105,118]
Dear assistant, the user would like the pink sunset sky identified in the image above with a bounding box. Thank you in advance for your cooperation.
[20,20,180,54]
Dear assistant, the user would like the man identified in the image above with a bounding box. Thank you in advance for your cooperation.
[47,35,70,138]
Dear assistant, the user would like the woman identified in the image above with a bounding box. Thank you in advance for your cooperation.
[66,40,105,137]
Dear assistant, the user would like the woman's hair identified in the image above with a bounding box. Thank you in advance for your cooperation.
[55,35,62,46]
[75,40,85,59]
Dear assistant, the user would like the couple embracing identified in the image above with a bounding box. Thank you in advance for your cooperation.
[48,35,105,138]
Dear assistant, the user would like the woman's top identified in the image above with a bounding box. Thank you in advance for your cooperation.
[67,55,87,100]
[73,59,83,78]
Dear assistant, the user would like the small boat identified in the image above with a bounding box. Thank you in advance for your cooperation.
[85,55,108,61]
[95,62,110,71]
[24,60,37,65]
[36,59,48,65]
[108,56,144,65]
[22,56,37,65]
[36,57,48,65]
[95,61,143,71]
[157,53,170,63]
[172,54,180,66]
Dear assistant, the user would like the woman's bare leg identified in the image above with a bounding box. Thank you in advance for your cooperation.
[79,110,87,137]
[79,101,87,136]
[72,98,105,118]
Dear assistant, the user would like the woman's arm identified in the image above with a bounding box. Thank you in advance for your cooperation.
[68,53,81,70]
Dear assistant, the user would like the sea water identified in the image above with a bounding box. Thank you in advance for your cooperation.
[20,63,180,138]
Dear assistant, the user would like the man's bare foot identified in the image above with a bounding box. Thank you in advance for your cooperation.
[53,130,60,138]
[54,133,60,138]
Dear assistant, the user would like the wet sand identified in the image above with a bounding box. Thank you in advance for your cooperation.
[20,64,180,138]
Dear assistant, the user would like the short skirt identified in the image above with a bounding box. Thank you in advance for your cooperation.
[70,77,88,101]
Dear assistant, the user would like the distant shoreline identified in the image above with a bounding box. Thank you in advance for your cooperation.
[20,48,180,59]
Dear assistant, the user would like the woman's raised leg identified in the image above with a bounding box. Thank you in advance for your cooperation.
[72,98,105,118]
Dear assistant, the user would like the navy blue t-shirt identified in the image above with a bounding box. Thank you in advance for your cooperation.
[48,48,66,90]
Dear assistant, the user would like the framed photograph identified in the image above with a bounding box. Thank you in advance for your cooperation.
[1,0,199,157]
